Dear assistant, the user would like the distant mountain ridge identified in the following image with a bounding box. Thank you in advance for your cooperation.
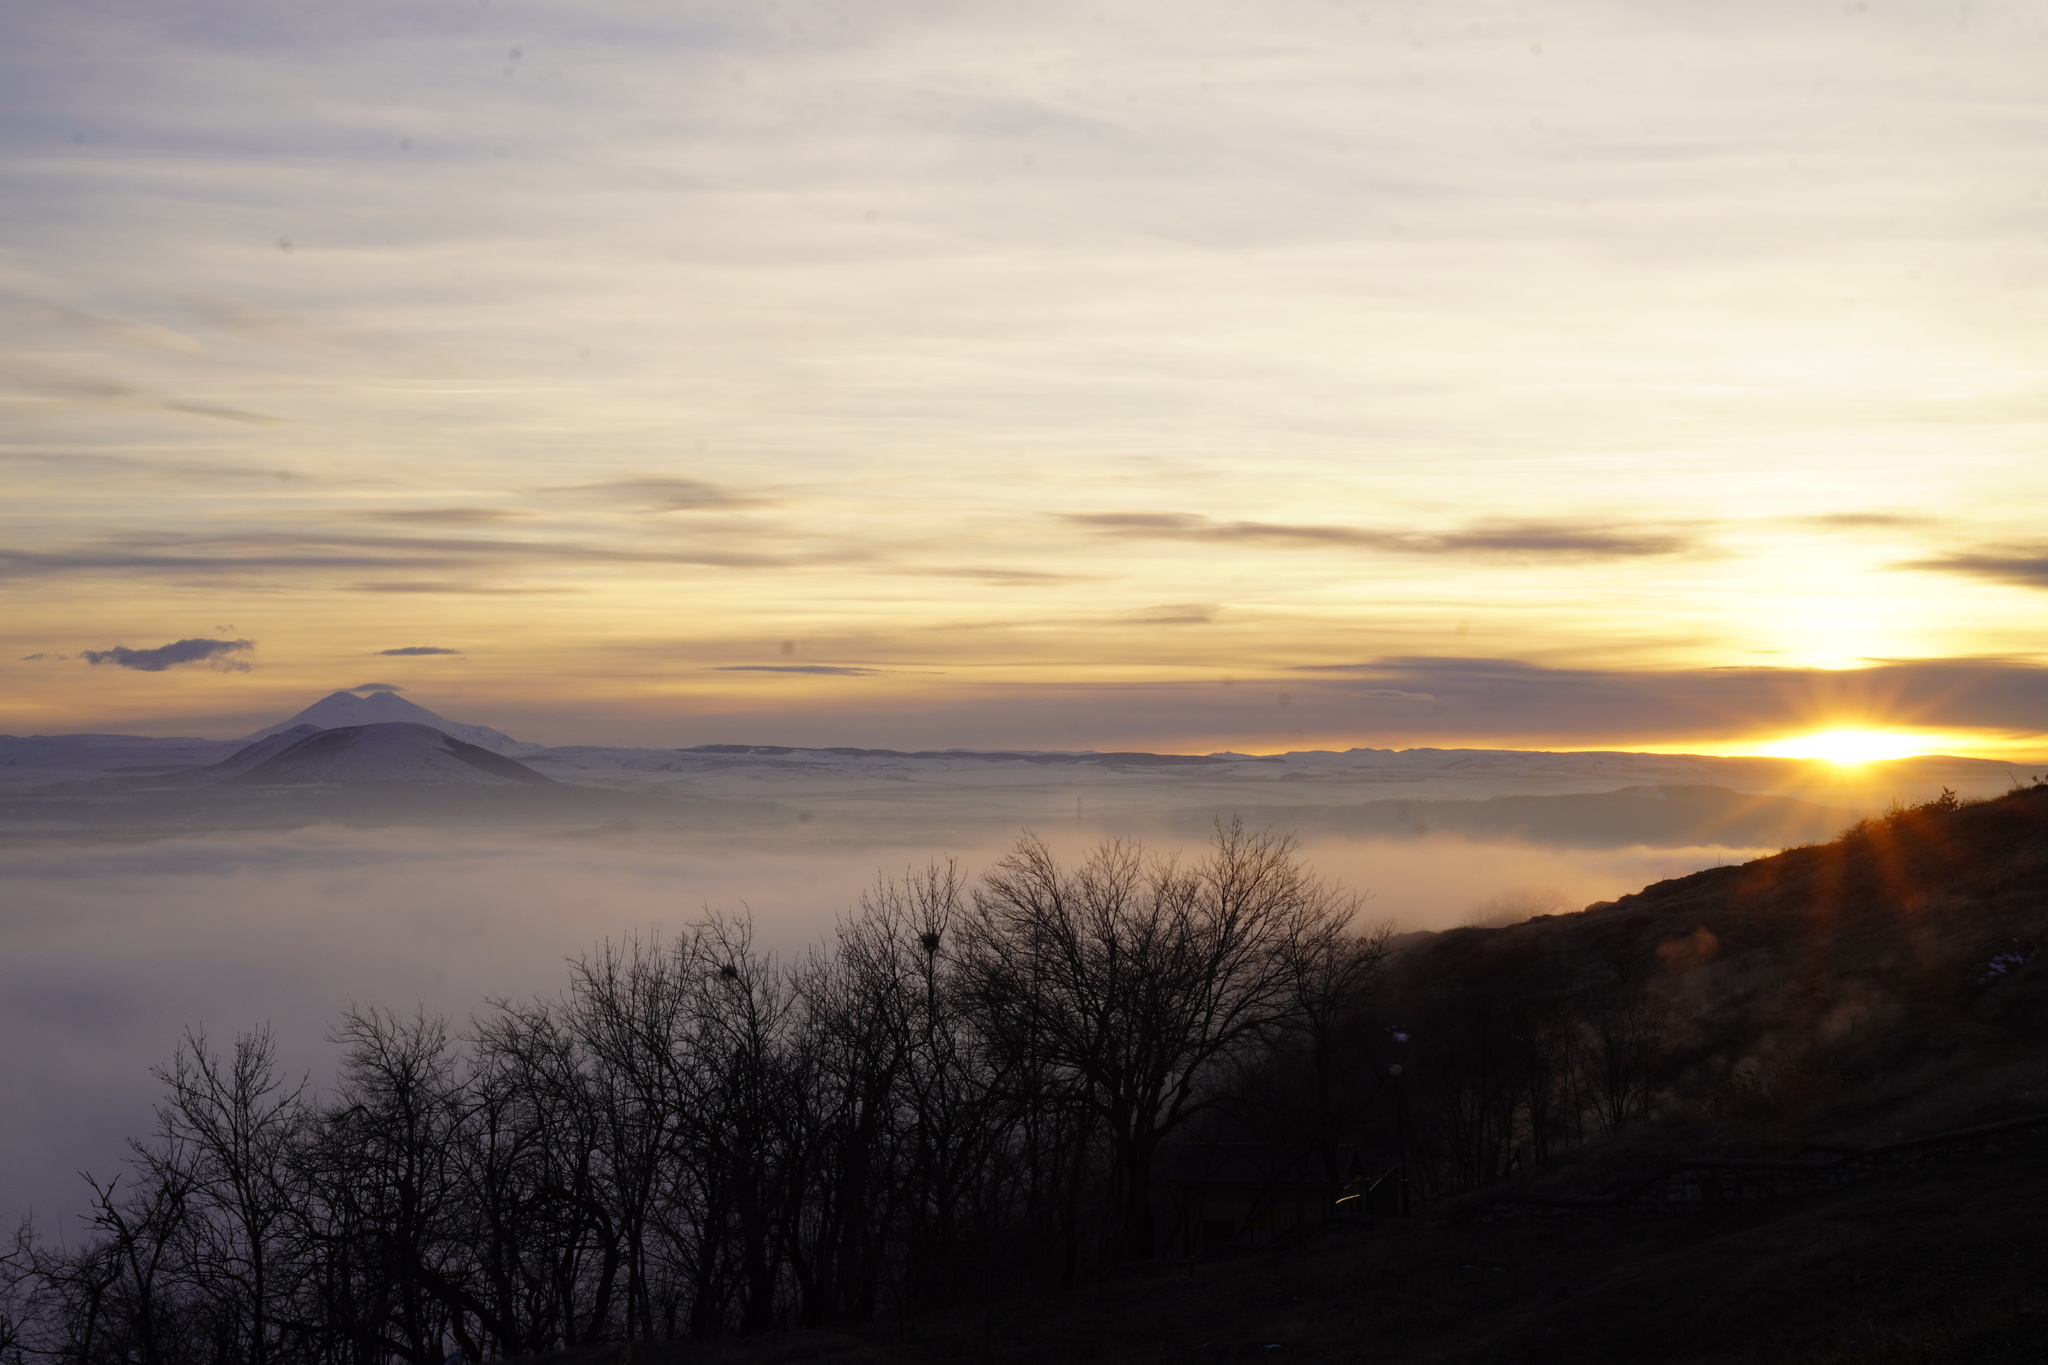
[1178,783,1861,850]
[244,690,534,755]
[4,690,2028,840]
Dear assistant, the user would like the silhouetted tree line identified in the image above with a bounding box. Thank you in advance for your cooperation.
[0,823,1669,1363]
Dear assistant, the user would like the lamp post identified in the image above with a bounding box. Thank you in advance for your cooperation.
[1389,1064,1411,1217]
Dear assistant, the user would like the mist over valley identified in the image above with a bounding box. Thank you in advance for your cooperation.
[0,691,2020,1235]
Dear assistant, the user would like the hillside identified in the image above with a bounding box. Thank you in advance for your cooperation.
[1394,782,2048,1145]
[524,785,2048,1365]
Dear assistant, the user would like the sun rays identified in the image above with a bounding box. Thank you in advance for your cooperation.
[1753,727,1952,765]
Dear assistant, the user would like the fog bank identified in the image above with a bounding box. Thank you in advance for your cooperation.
[0,821,1758,1229]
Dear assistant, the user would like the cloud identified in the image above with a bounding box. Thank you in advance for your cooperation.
[543,476,772,512]
[3,359,282,425]
[352,582,579,595]
[0,452,307,484]
[1904,551,2048,589]
[79,637,253,672]
[1358,689,1436,702]
[20,653,46,661]
[30,299,204,354]
[628,656,2048,755]
[1060,513,1697,559]
[363,509,529,526]
[375,646,462,656]
[1286,656,2048,743]
[715,665,879,676]
[1121,603,1218,625]
[348,682,405,692]
[1799,512,1933,531]
[0,531,839,585]
[890,567,1076,583]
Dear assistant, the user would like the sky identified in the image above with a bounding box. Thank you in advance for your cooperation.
[5,0,2048,753]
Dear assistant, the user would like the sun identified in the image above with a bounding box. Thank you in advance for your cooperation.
[1755,728,1938,765]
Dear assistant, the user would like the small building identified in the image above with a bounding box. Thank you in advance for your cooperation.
[1159,1143,1372,1258]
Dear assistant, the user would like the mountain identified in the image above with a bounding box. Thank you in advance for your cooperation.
[219,723,553,786]
[242,690,533,754]
[193,723,324,780]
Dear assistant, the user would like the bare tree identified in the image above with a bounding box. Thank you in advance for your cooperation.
[1277,916,1392,1202]
[686,915,797,1334]
[148,1028,307,1365]
[313,1008,469,1365]
[468,996,618,1352]
[0,1220,39,1364]
[966,821,1353,1261]
[1582,947,1664,1133]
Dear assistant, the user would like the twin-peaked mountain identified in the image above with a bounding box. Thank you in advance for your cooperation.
[190,689,551,788]
[245,689,534,756]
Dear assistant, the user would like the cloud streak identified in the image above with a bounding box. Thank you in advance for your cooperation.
[543,477,773,512]
[715,665,880,676]
[3,359,282,426]
[0,531,849,584]
[0,452,308,484]
[1060,513,1699,559]
[1905,551,2048,589]
[80,637,253,672]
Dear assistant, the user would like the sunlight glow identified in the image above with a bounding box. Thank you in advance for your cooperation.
[1754,728,1943,765]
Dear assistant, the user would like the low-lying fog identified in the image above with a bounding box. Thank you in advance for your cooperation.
[0,818,1763,1230]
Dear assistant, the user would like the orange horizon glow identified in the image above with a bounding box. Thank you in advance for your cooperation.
[1583,727,2048,766]
[1751,727,1949,765]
